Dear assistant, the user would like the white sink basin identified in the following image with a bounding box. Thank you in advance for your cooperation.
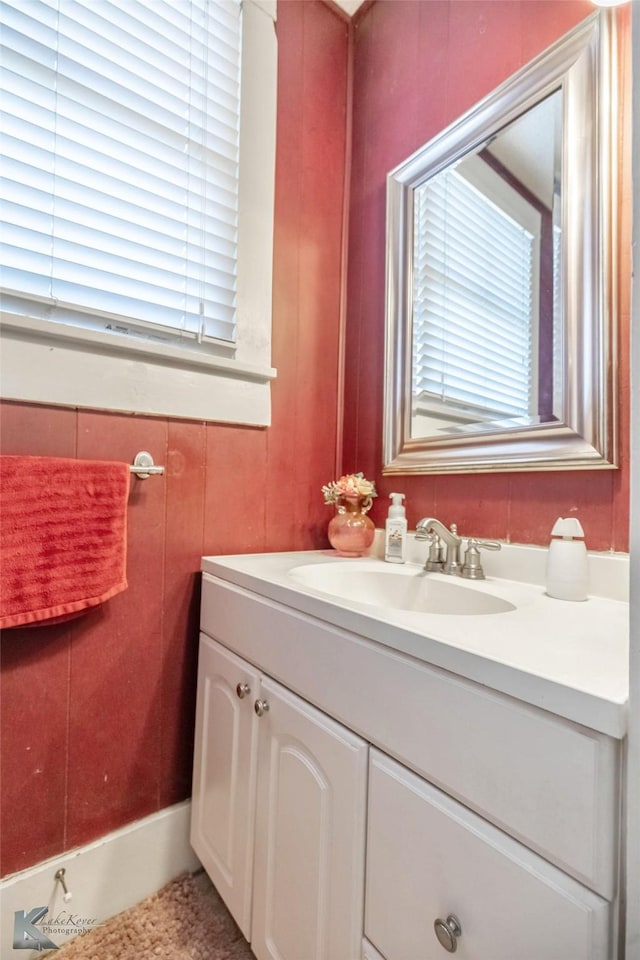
[288,560,516,616]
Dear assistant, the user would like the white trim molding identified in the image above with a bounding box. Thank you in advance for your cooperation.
[0,801,201,957]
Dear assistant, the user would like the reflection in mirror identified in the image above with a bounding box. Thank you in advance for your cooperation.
[411,91,563,440]
[384,12,618,474]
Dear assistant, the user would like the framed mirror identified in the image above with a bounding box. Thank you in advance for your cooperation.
[383,12,618,475]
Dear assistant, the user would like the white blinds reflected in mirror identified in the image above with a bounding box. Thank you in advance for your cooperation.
[412,166,536,426]
[410,91,562,440]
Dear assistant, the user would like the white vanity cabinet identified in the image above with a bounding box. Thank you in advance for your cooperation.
[190,631,368,960]
[194,567,623,960]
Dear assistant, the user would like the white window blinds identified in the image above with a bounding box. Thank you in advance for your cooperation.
[412,165,536,420]
[0,0,241,347]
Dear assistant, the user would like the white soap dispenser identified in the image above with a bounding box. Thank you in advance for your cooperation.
[385,492,407,563]
[545,517,588,601]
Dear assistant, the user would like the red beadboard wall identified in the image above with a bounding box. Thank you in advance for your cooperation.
[0,0,632,880]
[0,0,349,878]
[344,0,631,552]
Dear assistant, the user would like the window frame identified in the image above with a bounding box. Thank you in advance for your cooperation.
[0,0,277,426]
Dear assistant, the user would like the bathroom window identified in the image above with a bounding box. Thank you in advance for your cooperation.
[0,0,277,425]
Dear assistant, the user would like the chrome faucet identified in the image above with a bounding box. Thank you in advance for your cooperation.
[415,518,463,575]
[415,517,502,579]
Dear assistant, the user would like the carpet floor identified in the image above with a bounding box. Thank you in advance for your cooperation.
[56,871,255,959]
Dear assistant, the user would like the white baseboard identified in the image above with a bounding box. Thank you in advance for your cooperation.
[0,800,201,957]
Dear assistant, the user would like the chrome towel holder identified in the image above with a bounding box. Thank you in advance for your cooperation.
[129,451,165,480]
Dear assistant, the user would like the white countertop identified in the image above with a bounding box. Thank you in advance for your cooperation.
[201,545,629,738]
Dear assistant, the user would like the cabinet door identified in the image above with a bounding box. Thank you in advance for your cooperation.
[251,676,368,960]
[365,750,611,960]
[190,633,259,939]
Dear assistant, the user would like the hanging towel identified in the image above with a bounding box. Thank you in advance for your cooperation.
[0,456,130,629]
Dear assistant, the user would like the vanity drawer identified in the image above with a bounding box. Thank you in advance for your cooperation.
[365,750,611,960]
[201,575,619,897]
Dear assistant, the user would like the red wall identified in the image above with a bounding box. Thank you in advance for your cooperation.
[344,0,631,552]
[0,0,349,878]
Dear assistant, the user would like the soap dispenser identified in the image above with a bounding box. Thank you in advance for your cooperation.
[385,493,407,564]
[545,517,588,601]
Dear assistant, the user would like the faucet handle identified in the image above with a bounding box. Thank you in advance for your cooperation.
[473,538,501,551]
[460,538,501,580]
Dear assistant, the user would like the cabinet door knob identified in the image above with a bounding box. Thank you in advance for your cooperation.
[254,698,270,717]
[236,682,250,699]
[433,915,462,953]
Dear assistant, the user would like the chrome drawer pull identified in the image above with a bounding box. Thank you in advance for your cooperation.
[254,698,270,717]
[434,914,462,953]
[236,682,250,699]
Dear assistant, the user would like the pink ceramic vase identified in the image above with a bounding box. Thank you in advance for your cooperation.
[327,495,375,558]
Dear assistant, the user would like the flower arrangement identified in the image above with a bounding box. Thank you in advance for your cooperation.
[321,472,377,505]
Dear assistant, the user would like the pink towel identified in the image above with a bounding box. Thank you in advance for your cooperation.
[0,456,130,629]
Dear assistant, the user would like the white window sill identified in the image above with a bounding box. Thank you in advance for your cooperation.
[0,316,276,425]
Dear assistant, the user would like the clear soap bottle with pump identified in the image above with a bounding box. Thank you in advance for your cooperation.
[545,517,588,601]
[385,492,407,563]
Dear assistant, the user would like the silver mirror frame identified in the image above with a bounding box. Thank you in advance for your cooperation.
[383,11,618,475]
